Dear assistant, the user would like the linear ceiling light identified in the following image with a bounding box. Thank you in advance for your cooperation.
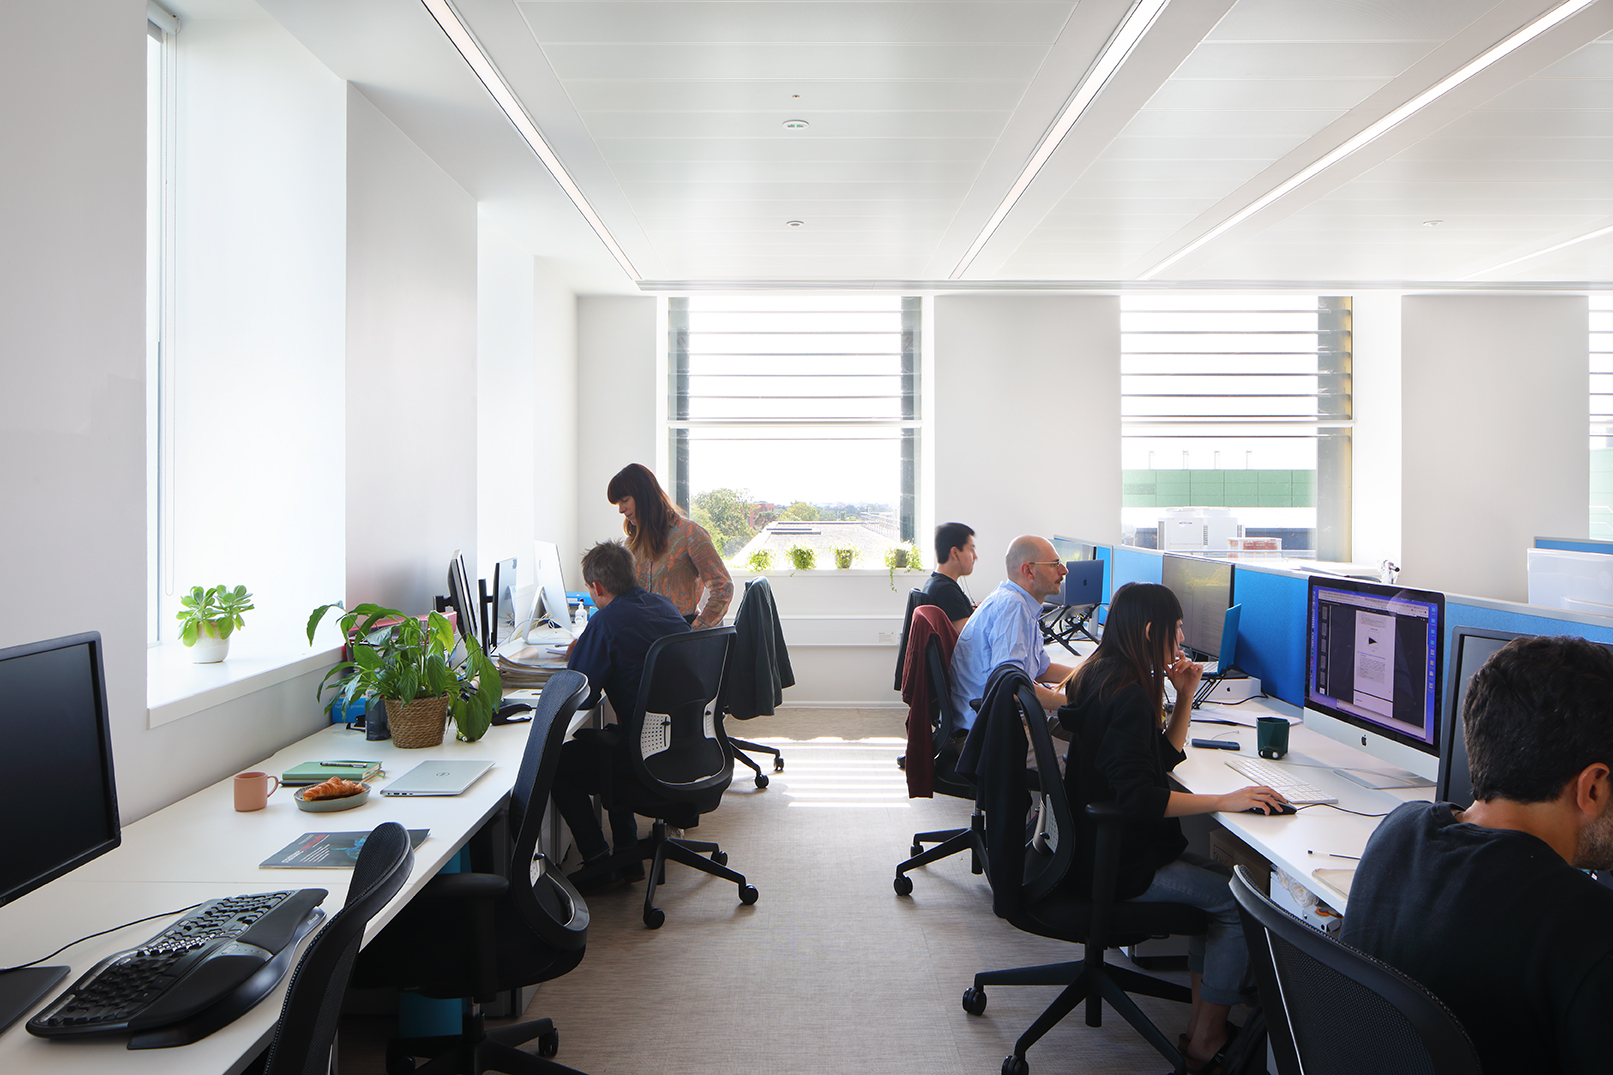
[1137,0,1597,280]
[1461,221,1613,279]
[948,0,1171,280]
[420,0,640,281]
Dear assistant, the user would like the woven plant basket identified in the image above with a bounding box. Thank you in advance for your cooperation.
[384,694,450,749]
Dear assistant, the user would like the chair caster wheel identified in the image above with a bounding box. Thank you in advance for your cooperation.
[894,874,913,896]
[644,907,665,929]
[774,757,784,771]
[755,773,769,789]
[739,884,760,905]
[962,987,987,1015]
[1002,1055,1029,1075]
[911,841,923,858]
[537,1029,559,1057]
[385,1043,418,1075]
[712,850,728,866]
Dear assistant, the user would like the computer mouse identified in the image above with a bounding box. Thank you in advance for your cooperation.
[491,702,534,725]
[1245,801,1297,816]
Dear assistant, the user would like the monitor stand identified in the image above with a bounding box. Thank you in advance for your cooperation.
[1334,767,1435,791]
[0,965,68,1034]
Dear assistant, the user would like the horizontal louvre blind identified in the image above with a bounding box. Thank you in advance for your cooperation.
[1590,294,1613,539]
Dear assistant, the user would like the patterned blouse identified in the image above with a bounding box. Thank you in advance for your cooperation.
[635,515,734,629]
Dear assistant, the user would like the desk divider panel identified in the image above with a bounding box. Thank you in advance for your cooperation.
[1445,597,1613,652]
[1097,544,1114,606]
[1225,565,1308,707]
[1534,536,1613,555]
[1111,545,1163,591]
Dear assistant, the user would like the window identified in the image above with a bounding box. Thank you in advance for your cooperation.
[147,6,177,641]
[667,296,920,566]
[1591,294,1613,538]
[1120,295,1351,559]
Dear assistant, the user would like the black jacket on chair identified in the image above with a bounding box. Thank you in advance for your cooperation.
[721,576,794,720]
[956,661,1036,919]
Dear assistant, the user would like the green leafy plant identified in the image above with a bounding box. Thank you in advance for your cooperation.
[746,548,774,572]
[176,584,254,645]
[833,547,856,569]
[884,544,924,590]
[306,603,502,743]
[786,545,816,571]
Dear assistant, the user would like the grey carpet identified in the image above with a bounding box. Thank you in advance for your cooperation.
[339,708,1198,1074]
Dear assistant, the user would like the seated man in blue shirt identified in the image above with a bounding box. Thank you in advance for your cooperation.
[948,535,1076,734]
[554,540,690,890]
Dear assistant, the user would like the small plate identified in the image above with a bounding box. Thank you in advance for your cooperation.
[294,784,370,812]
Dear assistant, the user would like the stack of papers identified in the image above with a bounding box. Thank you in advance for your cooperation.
[496,643,568,689]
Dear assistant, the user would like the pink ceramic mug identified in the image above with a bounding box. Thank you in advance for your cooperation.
[234,771,281,812]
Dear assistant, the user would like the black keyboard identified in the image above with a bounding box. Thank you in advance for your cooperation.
[27,888,327,1047]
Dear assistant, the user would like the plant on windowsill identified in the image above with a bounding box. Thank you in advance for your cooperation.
[786,545,816,571]
[884,543,925,591]
[833,547,857,569]
[176,584,254,664]
[747,548,774,573]
[306,603,502,747]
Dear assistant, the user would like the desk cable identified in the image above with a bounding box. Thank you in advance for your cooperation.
[0,902,204,975]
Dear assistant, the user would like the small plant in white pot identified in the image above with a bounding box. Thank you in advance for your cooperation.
[176,584,254,663]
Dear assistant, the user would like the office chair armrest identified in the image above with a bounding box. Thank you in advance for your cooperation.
[524,853,590,951]
[413,872,511,904]
[1084,802,1129,824]
[573,726,622,748]
[1084,803,1129,935]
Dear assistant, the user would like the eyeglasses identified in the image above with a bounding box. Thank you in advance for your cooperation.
[1025,560,1064,567]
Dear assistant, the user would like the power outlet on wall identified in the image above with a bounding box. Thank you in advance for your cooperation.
[877,631,896,644]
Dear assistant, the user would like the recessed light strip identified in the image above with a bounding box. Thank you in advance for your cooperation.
[1137,0,1597,281]
[419,0,641,281]
[1462,222,1613,279]
[948,0,1171,280]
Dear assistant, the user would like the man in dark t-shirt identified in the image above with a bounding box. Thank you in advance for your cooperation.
[1341,636,1613,1075]
[554,541,689,889]
[922,521,977,629]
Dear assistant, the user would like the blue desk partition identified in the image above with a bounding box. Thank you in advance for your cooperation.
[1111,545,1163,590]
[1227,566,1309,707]
[1534,536,1613,556]
[1096,544,1114,606]
[1445,598,1613,652]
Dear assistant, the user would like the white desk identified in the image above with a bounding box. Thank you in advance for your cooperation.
[0,717,551,1075]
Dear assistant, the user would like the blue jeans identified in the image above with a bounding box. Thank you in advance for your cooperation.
[1128,853,1247,1007]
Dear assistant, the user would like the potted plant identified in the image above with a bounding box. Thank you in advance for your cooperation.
[306,603,501,747]
[833,547,856,569]
[747,548,774,572]
[786,545,816,571]
[884,543,925,591]
[176,584,254,663]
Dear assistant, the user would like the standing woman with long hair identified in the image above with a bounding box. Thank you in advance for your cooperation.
[606,463,734,630]
[1059,582,1286,1074]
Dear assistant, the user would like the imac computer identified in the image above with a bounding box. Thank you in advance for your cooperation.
[1304,576,1444,789]
[1052,536,1099,563]
[510,540,574,646]
[487,557,518,647]
[1162,554,1234,663]
[0,632,120,1031]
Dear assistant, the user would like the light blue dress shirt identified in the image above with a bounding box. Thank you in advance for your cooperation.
[948,580,1051,732]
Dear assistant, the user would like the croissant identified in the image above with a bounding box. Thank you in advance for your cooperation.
[302,776,365,800]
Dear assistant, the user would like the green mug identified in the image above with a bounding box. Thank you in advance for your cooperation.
[1257,716,1290,760]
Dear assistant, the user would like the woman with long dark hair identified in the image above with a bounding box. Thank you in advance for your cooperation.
[1060,581,1286,1073]
[606,463,734,629]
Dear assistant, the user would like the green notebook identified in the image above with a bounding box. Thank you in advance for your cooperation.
[281,760,381,786]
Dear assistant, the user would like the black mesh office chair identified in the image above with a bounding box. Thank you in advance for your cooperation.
[568,627,759,929]
[894,606,985,894]
[959,669,1208,1075]
[257,821,415,1075]
[1229,865,1483,1075]
[720,577,792,788]
[352,671,593,1075]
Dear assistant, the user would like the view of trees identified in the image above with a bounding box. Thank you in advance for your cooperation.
[688,490,891,558]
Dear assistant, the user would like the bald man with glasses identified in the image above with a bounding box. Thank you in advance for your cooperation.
[946,535,1077,735]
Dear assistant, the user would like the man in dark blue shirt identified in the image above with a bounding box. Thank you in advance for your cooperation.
[554,541,689,887]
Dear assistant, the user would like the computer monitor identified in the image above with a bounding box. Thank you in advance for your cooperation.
[445,551,480,652]
[0,632,120,1029]
[1163,554,1234,663]
[1052,536,1100,562]
[488,557,518,646]
[1304,576,1444,788]
[511,540,575,644]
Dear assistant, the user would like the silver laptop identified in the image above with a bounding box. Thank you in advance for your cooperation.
[380,759,495,797]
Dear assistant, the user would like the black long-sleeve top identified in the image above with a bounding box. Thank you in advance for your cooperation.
[1058,677,1188,901]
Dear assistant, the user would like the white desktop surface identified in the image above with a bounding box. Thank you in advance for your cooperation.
[0,717,551,1074]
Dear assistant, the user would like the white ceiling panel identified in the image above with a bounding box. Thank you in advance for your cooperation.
[1143,78,1395,111]
[1117,109,1349,139]
[537,43,1056,81]
[560,79,1035,113]
[1169,42,1444,80]
[592,137,998,163]
[516,2,1074,43]
[1203,0,1511,41]
[581,110,1013,140]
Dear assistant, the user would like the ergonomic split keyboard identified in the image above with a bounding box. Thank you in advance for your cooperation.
[27,888,326,1047]
[1225,756,1338,805]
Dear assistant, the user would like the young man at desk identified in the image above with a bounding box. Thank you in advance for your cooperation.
[552,541,689,892]
[1341,635,1613,1075]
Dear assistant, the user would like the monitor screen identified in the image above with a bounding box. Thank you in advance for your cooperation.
[1163,554,1234,661]
[0,632,120,909]
[489,557,518,646]
[1306,577,1444,757]
[1053,536,1099,562]
[446,551,479,652]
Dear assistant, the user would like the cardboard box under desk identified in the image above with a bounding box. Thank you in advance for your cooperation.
[1210,825,1271,897]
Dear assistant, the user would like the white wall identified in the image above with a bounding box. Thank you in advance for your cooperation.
[167,16,346,641]
[576,296,658,585]
[532,259,580,582]
[933,294,1122,587]
[1351,292,1402,567]
[1402,294,1588,602]
[345,85,478,613]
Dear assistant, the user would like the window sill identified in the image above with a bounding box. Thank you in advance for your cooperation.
[147,635,342,729]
